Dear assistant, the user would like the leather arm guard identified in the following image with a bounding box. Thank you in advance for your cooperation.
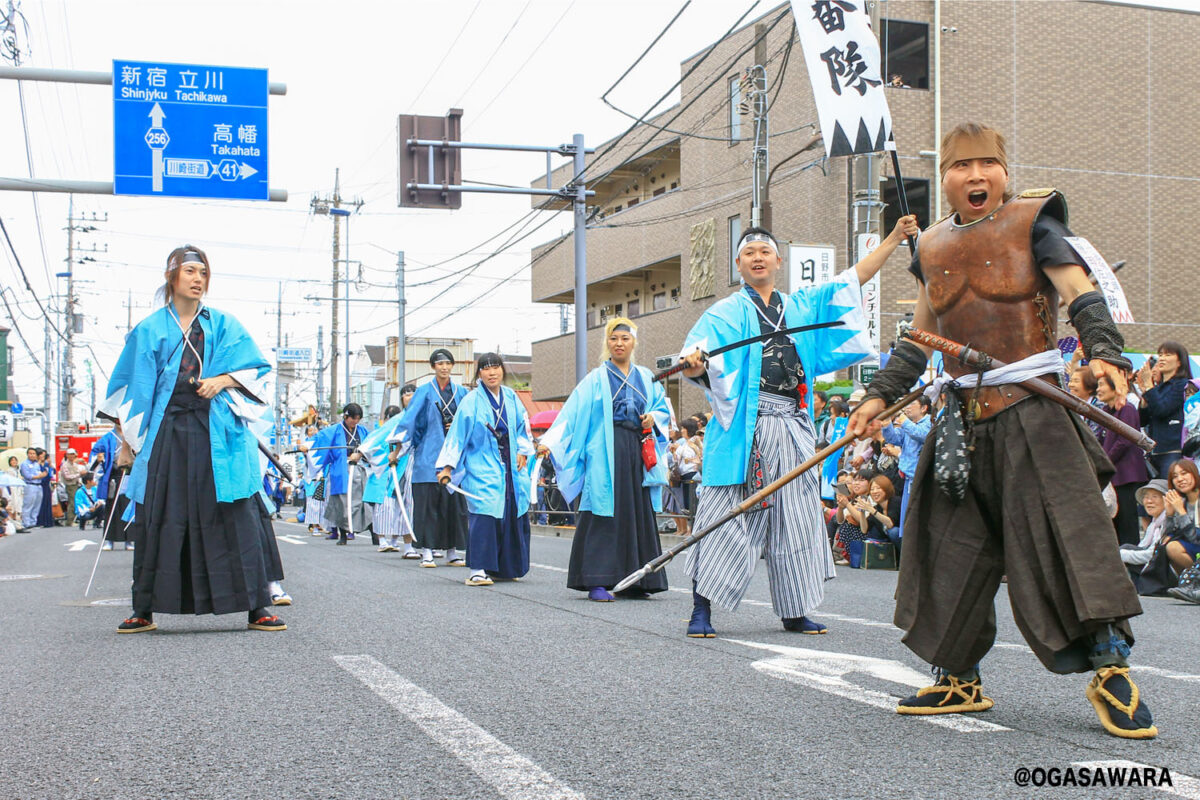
[1069,291,1132,372]
[863,341,928,406]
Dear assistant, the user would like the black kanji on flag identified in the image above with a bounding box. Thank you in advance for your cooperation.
[819,41,881,97]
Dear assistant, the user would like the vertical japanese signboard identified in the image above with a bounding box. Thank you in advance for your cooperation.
[787,243,836,294]
[113,60,269,200]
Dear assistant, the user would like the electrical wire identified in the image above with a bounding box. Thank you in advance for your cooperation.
[470,0,579,127]
[407,0,484,111]
[453,0,534,107]
[0,288,46,372]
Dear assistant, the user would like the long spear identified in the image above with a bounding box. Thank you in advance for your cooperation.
[900,326,1154,453]
[613,386,926,592]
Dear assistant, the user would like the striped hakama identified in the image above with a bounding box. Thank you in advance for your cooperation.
[685,393,835,618]
[305,494,326,528]
[372,465,414,543]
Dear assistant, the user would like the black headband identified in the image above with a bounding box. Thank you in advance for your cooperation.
[612,324,633,334]
[179,249,205,266]
[429,348,455,365]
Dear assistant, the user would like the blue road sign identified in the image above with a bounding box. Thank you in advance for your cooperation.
[113,60,269,200]
[11,403,24,414]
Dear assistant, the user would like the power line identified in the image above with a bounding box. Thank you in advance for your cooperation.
[453,0,534,107]
[407,0,484,111]
[471,0,579,126]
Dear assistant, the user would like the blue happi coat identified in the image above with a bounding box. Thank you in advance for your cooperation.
[436,384,536,519]
[682,274,875,487]
[388,378,468,484]
[309,422,370,498]
[100,304,271,507]
[541,361,673,517]
[90,430,119,501]
[358,408,414,502]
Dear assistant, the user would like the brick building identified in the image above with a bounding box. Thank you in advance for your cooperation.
[529,0,1200,411]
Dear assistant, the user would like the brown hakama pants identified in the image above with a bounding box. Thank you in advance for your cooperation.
[894,394,1143,675]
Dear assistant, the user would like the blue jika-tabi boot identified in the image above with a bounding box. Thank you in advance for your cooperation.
[687,588,716,638]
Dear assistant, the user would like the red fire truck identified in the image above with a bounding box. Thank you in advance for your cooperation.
[54,421,114,470]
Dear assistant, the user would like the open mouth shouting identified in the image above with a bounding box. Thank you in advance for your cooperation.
[967,190,988,211]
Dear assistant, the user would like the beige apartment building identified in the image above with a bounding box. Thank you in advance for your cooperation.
[529,0,1200,411]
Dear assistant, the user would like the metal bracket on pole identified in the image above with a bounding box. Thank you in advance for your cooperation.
[400,134,592,383]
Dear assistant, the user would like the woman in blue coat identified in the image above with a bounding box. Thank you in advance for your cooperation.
[437,353,534,586]
[539,318,673,601]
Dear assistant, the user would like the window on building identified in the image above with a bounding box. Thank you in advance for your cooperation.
[882,177,931,234]
[628,298,640,317]
[729,76,742,143]
[653,292,667,311]
[728,214,742,284]
[587,309,598,329]
[670,288,680,306]
[881,20,929,90]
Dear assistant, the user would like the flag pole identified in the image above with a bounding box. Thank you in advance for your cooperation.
[884,140,917,250]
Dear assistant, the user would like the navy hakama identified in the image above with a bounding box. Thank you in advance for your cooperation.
[129,386,282,616]
[567,423,666,594]
[467,429,530,579]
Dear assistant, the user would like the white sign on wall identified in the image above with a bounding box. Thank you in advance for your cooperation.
[788,243,837,293]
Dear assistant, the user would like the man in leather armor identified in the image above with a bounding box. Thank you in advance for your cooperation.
[849,123,1156,739]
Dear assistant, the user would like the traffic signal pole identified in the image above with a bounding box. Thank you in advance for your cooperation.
[401,135,595,384]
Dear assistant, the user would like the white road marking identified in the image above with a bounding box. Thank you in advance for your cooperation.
[0,574,49,581]
[276,534,308,546]
[728,639,1010,734]
[1071,761,1200,799]
[334,655,586,800]
[528,564,1200,682]
[65,539,96,551]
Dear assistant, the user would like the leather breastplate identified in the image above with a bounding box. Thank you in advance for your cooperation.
[919,195,1060,419]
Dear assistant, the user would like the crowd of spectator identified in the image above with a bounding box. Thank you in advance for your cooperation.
[1068,341,1200,603]
[0,446,112,534]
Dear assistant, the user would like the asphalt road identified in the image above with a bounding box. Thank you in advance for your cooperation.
[2,520,1198,800]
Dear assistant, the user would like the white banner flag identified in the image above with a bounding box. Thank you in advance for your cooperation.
[1063,236,1135,324]
[790,0,893,157]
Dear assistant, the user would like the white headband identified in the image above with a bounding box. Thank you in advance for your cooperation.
[737,232,779,257]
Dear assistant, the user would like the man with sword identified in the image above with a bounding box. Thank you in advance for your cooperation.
[848,123,1156,739]
[677,214,918,638]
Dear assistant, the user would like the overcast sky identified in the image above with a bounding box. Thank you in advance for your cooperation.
[0,0,770,413]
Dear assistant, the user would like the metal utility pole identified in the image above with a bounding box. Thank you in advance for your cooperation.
[310,169,362,414]
[396,250,406,391]
[42,316,52,445]
[60,196,106,422]
[571,133,588,383]
[749,23,770,229]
